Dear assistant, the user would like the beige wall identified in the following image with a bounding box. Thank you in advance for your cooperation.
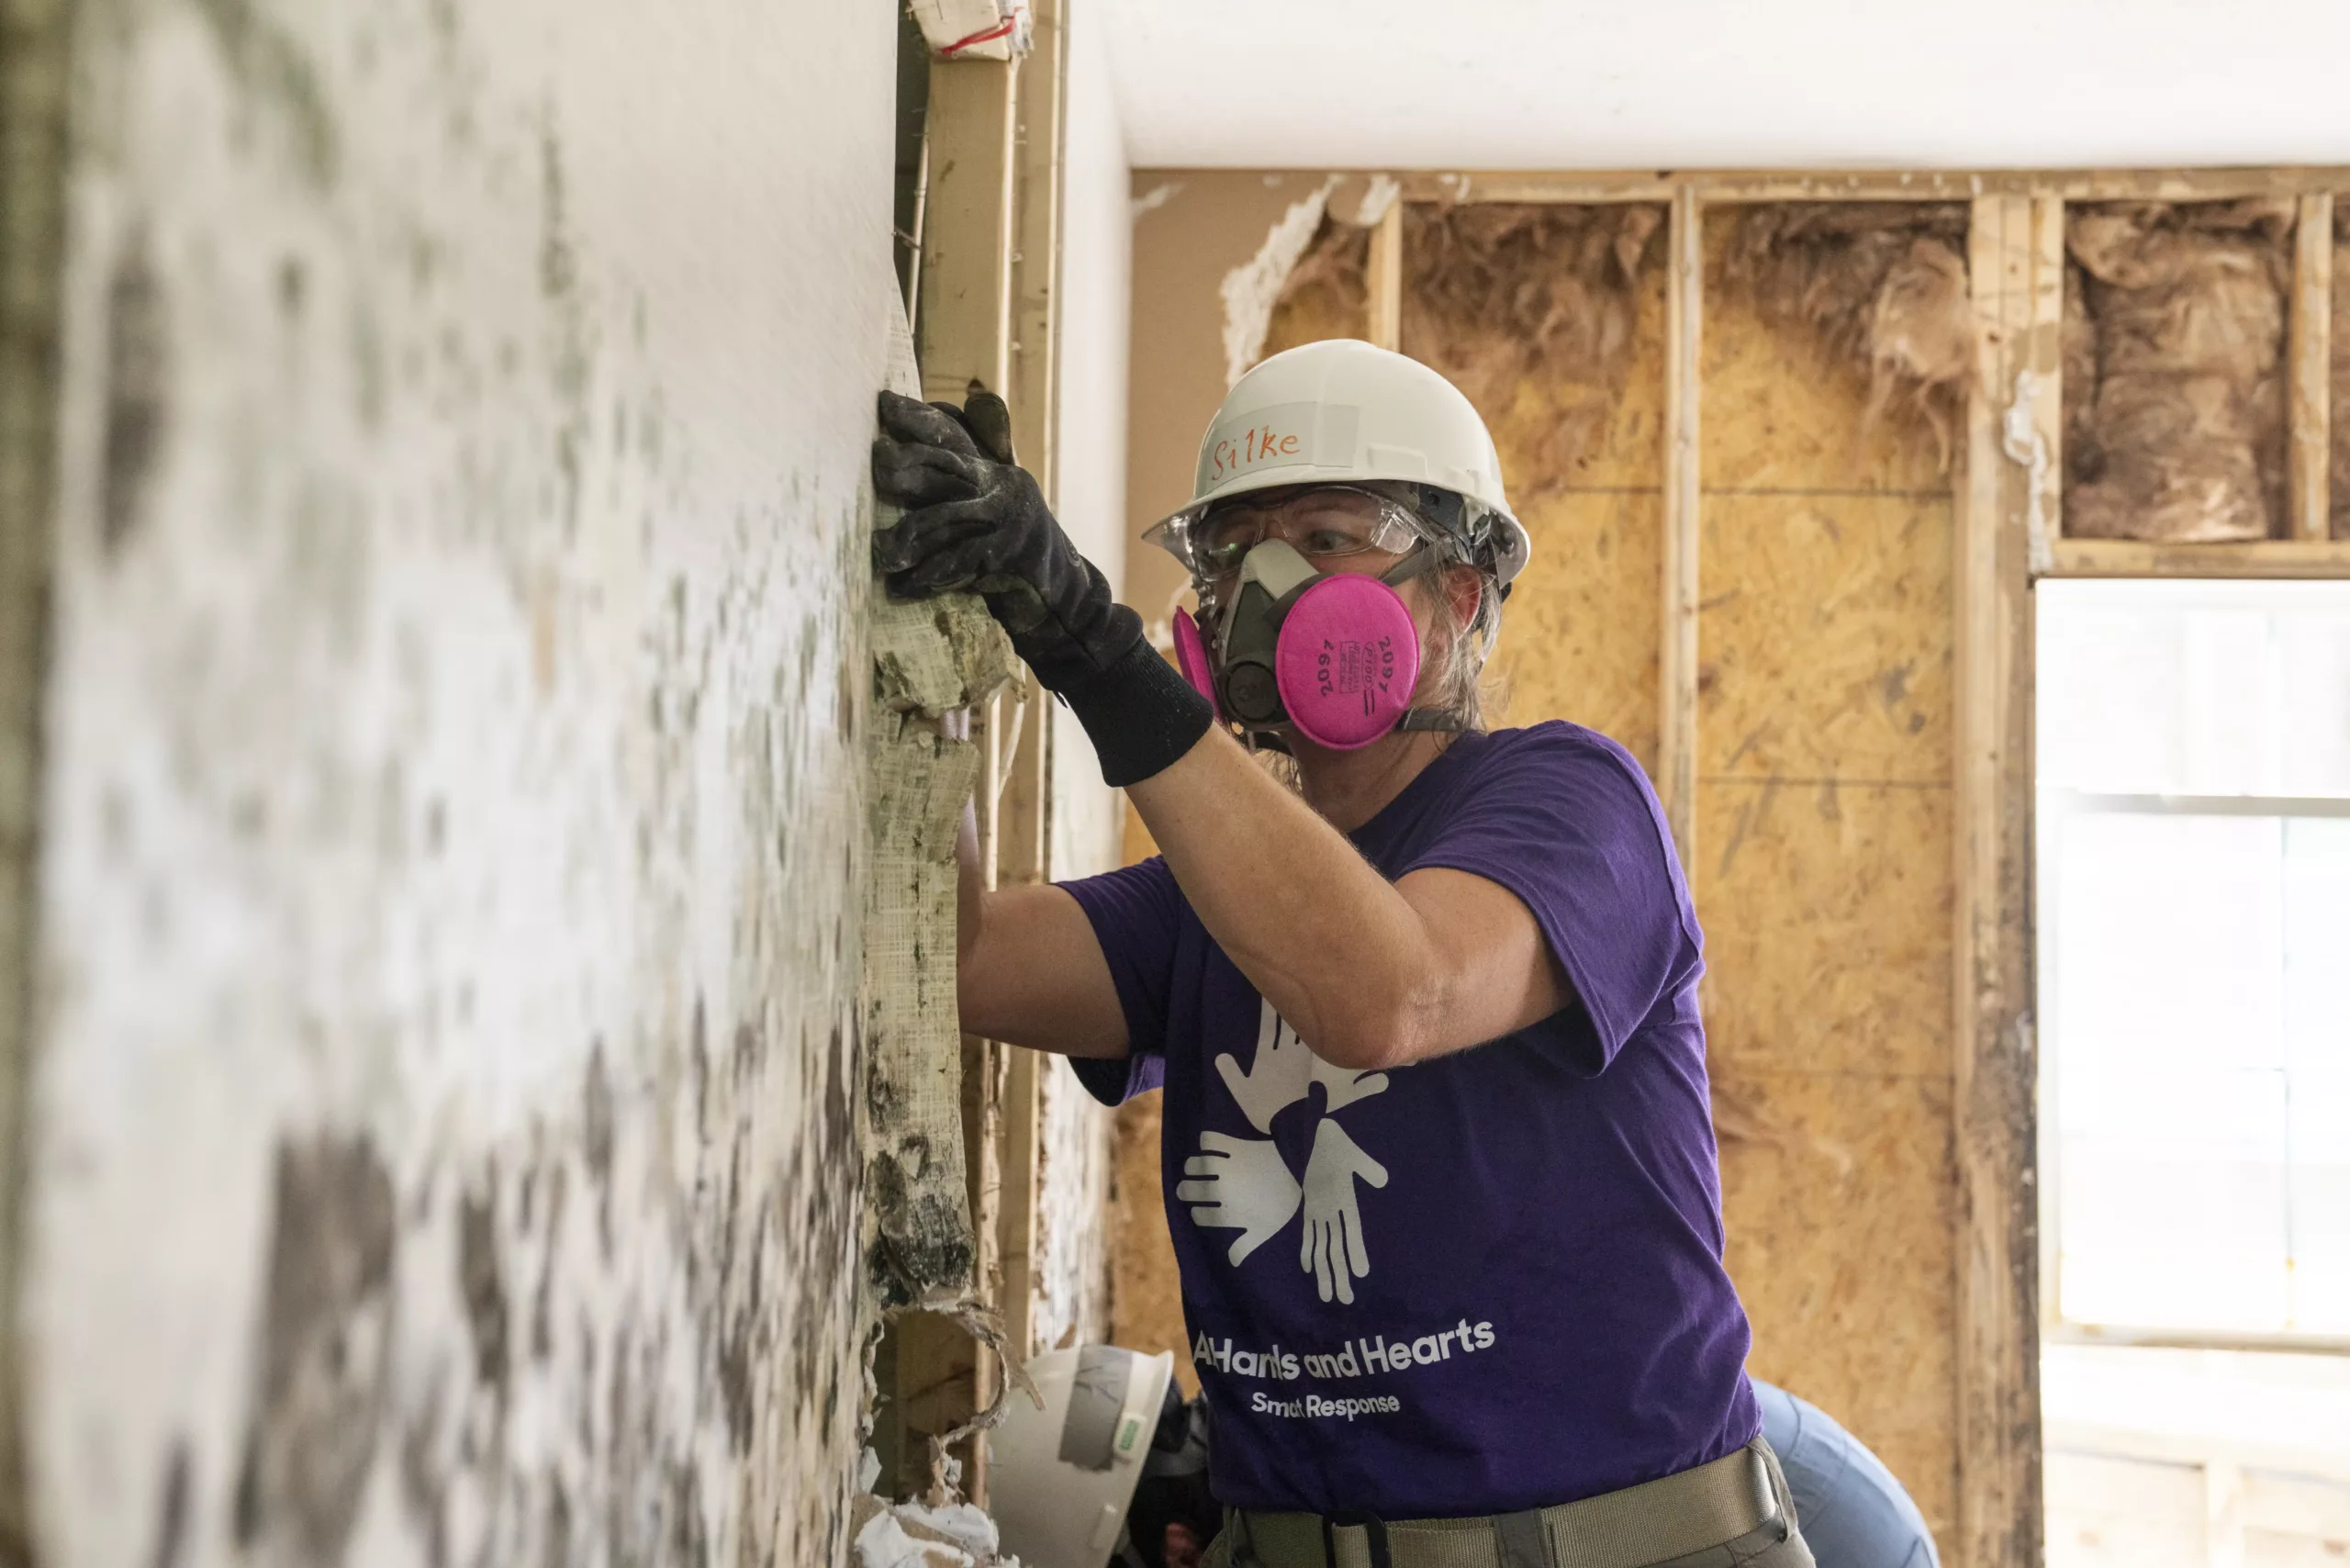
[1111,173,1964,1546]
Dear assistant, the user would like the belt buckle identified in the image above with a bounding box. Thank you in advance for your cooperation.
[1320,1510,1393,1568]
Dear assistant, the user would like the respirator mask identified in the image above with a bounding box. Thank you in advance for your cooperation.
[1158,485,1467,751]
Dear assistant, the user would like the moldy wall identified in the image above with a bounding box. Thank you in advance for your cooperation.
[1,0,897,1562]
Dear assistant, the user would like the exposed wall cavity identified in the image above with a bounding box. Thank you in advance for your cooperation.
[11,0,895,1561]
[2064,198,2293,542]
[1721,205,1972,470]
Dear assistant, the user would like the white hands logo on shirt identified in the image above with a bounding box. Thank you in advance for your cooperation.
[1185,1000,1393,1304]
[1300,1118,1389,1305]
[1174,1132,1301,1264]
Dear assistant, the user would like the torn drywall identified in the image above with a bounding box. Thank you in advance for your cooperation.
[862,591,1015,1310]
[1219,174,1342,388]
[2065,198,2292,542]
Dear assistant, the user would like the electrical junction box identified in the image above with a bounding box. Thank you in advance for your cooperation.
[909,0,1030,59]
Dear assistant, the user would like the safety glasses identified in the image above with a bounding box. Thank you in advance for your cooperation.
[1147,485,1429,580]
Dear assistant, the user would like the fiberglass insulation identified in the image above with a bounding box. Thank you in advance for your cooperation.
[2064,199,2294,543]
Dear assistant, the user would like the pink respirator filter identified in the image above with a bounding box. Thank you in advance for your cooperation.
[1171,609,1221,719]
[1272,575,1421,750]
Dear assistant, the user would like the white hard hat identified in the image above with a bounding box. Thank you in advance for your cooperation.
[988,1346,1176,1568]
[1147,339,1529,586]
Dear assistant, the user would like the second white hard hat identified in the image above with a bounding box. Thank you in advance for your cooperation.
[1146,339,1529,586]
[987,1346,1177,1568]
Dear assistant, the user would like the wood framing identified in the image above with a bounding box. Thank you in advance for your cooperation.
[896,44,1034,1507]
[991,0,1069,1370]
[1658,186,1702,879]
[2047,538,2350,577]
[919,58,1019,403]
[1365,198,1404,352]
[1956,192,2053,1568]
[1396,166,2350,207]
[2291,193,2333,543]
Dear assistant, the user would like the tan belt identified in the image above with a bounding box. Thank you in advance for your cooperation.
[1219,1438,1800,1568]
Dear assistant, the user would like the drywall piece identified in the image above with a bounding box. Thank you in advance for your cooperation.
[1220,175,1341,388]
[2063,199,2294,542]
[6,0,895,1562]
[864,594,1015,1310]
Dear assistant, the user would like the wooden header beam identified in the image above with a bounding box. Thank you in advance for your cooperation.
[1385,166,2350,207]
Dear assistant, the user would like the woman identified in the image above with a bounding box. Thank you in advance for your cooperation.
[874,339,1810,1568]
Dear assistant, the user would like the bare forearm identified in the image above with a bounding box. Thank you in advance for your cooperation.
[955,783,1128,1058]
[1126,732,1439,1067]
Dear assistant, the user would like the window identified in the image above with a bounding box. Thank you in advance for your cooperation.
[2038,580,2350,1345]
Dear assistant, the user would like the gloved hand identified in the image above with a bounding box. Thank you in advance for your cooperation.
[872,388,1213,785]
[872,389,1136,692]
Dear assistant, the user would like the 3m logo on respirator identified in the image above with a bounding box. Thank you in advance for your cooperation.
[1202,401,1323,483]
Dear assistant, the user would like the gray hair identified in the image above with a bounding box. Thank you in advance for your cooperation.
[1411,530,1505,734]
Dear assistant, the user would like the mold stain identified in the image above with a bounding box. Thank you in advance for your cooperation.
[101,232,172,558]
[233,1135,397,1565]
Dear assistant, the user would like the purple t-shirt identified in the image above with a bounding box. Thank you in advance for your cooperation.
[1059,722,1758,1518]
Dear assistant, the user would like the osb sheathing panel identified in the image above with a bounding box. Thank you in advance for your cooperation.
[1717,1070,1959,1543]
[1697,495,1953,786]
[1474,239,1664,761]
[1699,219,1959,1553]
[1494,491,1661,768]
[1702,226,1951,498]
[1701,780,1953,1081]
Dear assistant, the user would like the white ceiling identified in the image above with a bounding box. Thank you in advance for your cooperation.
[1102,0,2350,172]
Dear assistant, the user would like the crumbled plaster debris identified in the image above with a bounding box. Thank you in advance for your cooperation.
[852,1495,1023,1568]
[1131,182,1182,222]
[1349,172,1401,229]
[1219,174,1343,387]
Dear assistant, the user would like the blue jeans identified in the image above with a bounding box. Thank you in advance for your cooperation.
[1752,1382,1940,1568]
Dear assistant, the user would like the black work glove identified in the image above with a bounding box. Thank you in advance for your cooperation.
[872,389,1212,786]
